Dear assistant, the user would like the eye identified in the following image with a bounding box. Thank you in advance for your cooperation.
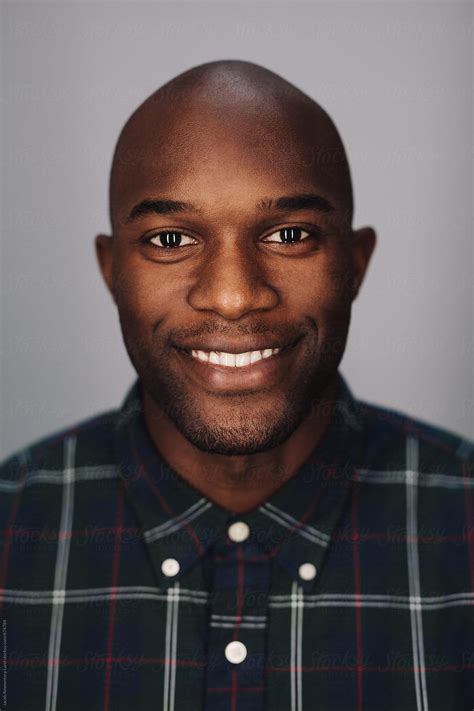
[145,230,196,249]
[262,226,318,246]
[141,226,321,252]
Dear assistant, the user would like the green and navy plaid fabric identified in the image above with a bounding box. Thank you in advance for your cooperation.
[0,371,473,711]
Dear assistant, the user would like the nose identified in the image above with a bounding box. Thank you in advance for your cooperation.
[187,236,279,319]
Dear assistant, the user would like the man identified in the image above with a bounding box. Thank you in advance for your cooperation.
[0,60,472,711]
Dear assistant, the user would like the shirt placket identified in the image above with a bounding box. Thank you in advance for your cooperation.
[204,519,271,711]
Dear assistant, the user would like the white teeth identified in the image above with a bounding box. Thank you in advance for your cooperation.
[235,352,251,367]
[191,348,281,367]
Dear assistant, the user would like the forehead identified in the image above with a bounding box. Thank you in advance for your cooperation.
[112,100,346,225]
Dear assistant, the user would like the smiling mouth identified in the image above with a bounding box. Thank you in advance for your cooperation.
[190,347,280,368]
[177,337,299,368]
[173,337,302,392]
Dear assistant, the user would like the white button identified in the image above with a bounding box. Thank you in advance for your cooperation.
[298,562,317,581]
[161,558,180,577]
[227,521,250,543]
[224,640,247,664]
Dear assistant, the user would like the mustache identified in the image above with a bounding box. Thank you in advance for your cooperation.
[167,320,309,344]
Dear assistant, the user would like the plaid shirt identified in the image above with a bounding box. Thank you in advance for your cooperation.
[1,371,473,711]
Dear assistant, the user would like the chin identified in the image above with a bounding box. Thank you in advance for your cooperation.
[166,393,310,456]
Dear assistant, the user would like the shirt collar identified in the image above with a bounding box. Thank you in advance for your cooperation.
[114,370,366,592]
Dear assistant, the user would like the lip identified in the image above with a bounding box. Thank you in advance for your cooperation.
[174,337,298,355]
[174,337,302,393]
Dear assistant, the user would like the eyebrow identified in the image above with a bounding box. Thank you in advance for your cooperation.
[126,192,335,222]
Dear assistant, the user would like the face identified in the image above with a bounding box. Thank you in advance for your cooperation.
[97,103,375,456]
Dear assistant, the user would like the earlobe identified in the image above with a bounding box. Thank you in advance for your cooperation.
[94,233,116,303]
[351,226,376,301]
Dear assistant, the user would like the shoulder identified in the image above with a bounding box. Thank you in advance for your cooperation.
[0,408,120,485]
[356,397,474,478]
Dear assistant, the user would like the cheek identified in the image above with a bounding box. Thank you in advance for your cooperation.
[285,255,352,316]
[113,259,174,323]
[323,266,353,308]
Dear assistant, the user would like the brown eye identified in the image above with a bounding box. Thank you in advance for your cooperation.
[147,231,196,249]
[262,227,315,246]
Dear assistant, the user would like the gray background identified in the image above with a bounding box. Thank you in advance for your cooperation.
[1,0,473,460]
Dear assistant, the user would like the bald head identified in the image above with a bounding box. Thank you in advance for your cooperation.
[109,60,353,233]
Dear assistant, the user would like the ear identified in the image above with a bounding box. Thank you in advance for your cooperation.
[95,233,116,303]
[350,226,376,301]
